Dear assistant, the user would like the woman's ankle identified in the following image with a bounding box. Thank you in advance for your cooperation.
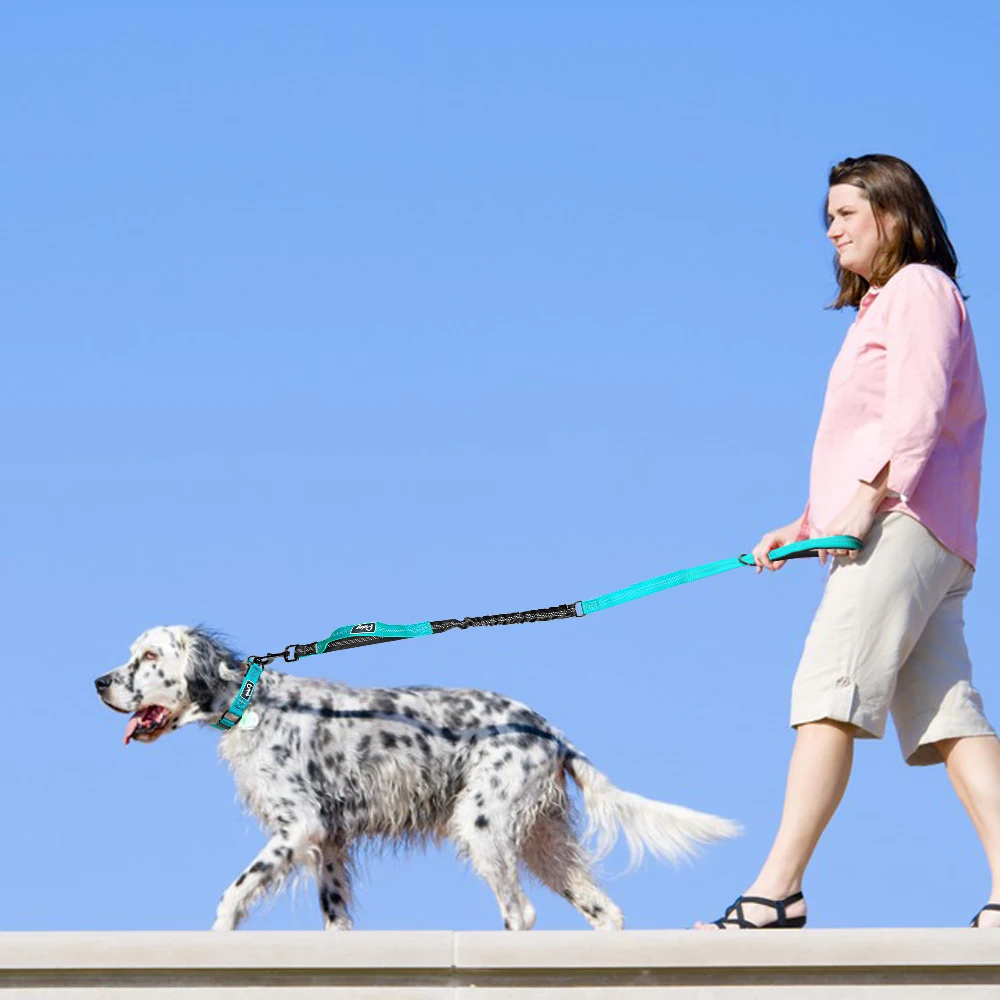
[745,878,804,901]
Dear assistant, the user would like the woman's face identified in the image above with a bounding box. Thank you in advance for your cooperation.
[826,183,883,282]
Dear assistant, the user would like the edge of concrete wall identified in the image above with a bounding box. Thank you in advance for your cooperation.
[2,929,999,995]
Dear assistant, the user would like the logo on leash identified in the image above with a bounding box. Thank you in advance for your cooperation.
[351,622,377,635]
[241,680,255,700]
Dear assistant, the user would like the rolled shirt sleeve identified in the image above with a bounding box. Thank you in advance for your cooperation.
[857,266,964,503]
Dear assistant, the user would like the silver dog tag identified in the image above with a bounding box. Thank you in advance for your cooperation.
[238,709,260,730]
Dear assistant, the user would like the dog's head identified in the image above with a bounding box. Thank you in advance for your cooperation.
[95,625,245,745]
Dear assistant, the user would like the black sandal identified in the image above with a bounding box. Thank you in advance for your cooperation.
[712,892,807,929]
[970,903,1000,927]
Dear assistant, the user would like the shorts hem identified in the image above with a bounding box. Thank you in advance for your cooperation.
[790,704,883,740]
[901,721,997,767]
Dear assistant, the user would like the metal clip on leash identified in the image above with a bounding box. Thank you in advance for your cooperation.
[209,645,314,730]
[211,535,863,731]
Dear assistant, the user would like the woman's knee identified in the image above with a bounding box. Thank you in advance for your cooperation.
[794,718,857,737]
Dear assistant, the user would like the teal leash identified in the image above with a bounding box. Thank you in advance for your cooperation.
[579,535,861,613]
[212,534,862,731]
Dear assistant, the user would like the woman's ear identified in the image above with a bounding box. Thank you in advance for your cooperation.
[876,209,900,243]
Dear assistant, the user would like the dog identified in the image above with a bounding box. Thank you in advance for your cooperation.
[95,625,739,930]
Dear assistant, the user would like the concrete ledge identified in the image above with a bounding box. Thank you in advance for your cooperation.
[2,930,1000,997]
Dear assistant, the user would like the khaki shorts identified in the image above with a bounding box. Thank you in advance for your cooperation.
[791,511,995,766]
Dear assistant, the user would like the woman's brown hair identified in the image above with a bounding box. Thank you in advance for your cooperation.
[826,154,961,309]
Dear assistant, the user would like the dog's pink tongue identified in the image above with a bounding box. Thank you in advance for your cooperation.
[123,714,141,746]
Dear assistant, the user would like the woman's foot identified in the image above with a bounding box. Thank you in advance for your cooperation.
[694,888,807,930]
[971,903,1000,928]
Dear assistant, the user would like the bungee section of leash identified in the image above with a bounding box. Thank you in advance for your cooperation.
[211,534,863,731]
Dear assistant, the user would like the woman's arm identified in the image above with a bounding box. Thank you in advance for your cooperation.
[858,460,891,511]
[814,461,891,565]
[856,266,964,502]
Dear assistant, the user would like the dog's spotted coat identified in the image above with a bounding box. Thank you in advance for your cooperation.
[96,625,738,930]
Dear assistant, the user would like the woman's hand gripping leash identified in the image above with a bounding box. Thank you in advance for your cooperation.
[752,517,808,574]
[753,492,878,574]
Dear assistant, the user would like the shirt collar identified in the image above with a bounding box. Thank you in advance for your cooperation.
[858,283,881,315]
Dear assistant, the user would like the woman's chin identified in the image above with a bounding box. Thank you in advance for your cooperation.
[838,255,868,279]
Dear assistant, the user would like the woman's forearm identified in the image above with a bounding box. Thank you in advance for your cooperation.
[857,461,891,512]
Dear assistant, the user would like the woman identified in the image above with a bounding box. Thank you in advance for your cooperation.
[696,154,1000,930]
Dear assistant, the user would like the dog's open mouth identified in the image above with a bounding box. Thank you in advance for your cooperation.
[123,705,172,745]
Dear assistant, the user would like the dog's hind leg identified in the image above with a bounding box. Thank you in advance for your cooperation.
[317,841,354,930]
[212,829,304,931]
[522,813,624,930]
[450,788,536,931]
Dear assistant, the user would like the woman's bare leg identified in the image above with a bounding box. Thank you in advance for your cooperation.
[937,734,1000,927]
[695,719,855,929]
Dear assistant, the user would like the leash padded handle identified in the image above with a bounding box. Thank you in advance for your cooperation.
[757,535,864,563]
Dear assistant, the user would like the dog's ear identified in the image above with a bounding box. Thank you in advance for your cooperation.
[184,628,244,715]
[218,659,243,682]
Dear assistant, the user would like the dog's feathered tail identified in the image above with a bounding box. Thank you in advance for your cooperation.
[565,756,741,870]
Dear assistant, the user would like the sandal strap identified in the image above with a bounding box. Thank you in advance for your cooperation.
[971,903,1000,927]
[714,892,804,929]
[713,896,753,929]
[737,892,804,925]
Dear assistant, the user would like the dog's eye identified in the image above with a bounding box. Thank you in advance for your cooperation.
[142,651,158,660]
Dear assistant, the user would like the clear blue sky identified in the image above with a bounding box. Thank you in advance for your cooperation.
[5,0,1000,932]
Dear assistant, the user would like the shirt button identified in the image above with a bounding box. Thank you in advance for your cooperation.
[837,677,852,688]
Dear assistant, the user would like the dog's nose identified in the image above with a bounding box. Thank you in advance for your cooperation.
[94,673,114,692]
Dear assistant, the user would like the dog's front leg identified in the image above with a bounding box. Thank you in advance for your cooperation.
[212,835,297,931]
[318,841,354,931]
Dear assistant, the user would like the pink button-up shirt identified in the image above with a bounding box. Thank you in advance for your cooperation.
[796,262,986,569]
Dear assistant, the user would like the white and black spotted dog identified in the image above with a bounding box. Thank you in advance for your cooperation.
[95,625,739,931]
